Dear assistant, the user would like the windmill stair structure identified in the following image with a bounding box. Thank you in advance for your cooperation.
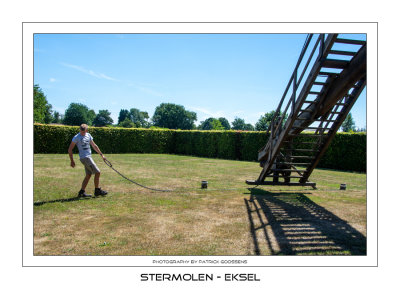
[246,34,366,189]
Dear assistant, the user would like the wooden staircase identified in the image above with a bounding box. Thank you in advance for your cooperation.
[246,34,366,188]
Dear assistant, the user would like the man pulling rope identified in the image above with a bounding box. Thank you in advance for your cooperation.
[68,124,108,198]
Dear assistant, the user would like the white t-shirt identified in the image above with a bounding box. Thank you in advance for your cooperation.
[72,132,93,159]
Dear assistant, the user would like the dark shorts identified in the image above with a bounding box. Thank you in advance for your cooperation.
[80,156,100,175]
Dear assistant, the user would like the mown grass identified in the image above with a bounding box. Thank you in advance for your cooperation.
[33,153,366,256]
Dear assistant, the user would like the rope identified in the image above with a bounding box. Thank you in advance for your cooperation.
[103,159,172,192]
[103,158,260,193]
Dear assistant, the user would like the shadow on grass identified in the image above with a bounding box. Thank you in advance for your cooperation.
[34,196,92,206]
[244,188,366,255]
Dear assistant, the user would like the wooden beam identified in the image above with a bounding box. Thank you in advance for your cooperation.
[246,180,316,188]
[316,45,366,118]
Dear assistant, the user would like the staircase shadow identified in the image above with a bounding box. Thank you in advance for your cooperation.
[244,188,366,255]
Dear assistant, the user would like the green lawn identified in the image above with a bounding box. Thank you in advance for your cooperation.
[33,153,366,256]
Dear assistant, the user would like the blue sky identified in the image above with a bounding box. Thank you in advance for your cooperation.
[34,33,366,129]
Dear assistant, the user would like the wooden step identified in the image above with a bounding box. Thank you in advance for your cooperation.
[322,59,349,69]
[303,100,318,104]
[319,71,339,76]
[285,141,317,145]
[283,140,317,144]
[292,125,325,130]
[313,81,326,85]
[266,175,305,179]
[317,119,338,123]
[286,155,315,159]
[288,134,327,138]
[246,180,316,187]
[335,38,366,45]
[295,117,314,121]
[282,148,319,152]
[301,129,329,133]
[276,162,311,166]
[271,169,307,172]
[328,50,357,56]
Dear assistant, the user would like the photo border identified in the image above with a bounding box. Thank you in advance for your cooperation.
[23,22,378,267]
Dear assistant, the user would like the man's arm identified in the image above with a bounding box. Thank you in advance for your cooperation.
[68,141,76,168]
[90,140,106,160]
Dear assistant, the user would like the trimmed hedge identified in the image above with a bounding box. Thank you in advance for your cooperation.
[239,131,269,161]
[318,132,366,172]
[169,130,237,159]
[34,124,366,172]
[33,124,174,155]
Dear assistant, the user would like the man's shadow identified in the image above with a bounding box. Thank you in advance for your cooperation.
[244,188,366,255]
[34,196,92,206]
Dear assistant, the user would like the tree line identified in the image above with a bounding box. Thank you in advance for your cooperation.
[34,84,362,132]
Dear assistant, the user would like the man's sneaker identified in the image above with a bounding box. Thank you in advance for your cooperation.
[78,189,92,198]
[94,187,108,196]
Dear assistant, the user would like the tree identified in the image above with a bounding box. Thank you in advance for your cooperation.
[87,109,96,125]
[92,110,114,127]
[218,117,231,130]
[243,123,255,131]
[118,109,130,124]
[231,117,246,130]
[52,111,63,123]
[231,117,254,131]
[255,110,287,131]
[211,119,224,130]
[199,117,230,130]
[33,84,53,124]
[130,108,150,128]
[119,118,135,128]
[152,103,197,130]
[118,108,150,127]
[198,117,216,130]
[63,103,96,126]
[341,113,356,132]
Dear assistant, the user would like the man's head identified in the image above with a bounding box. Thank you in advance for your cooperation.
[80,124,88,135]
